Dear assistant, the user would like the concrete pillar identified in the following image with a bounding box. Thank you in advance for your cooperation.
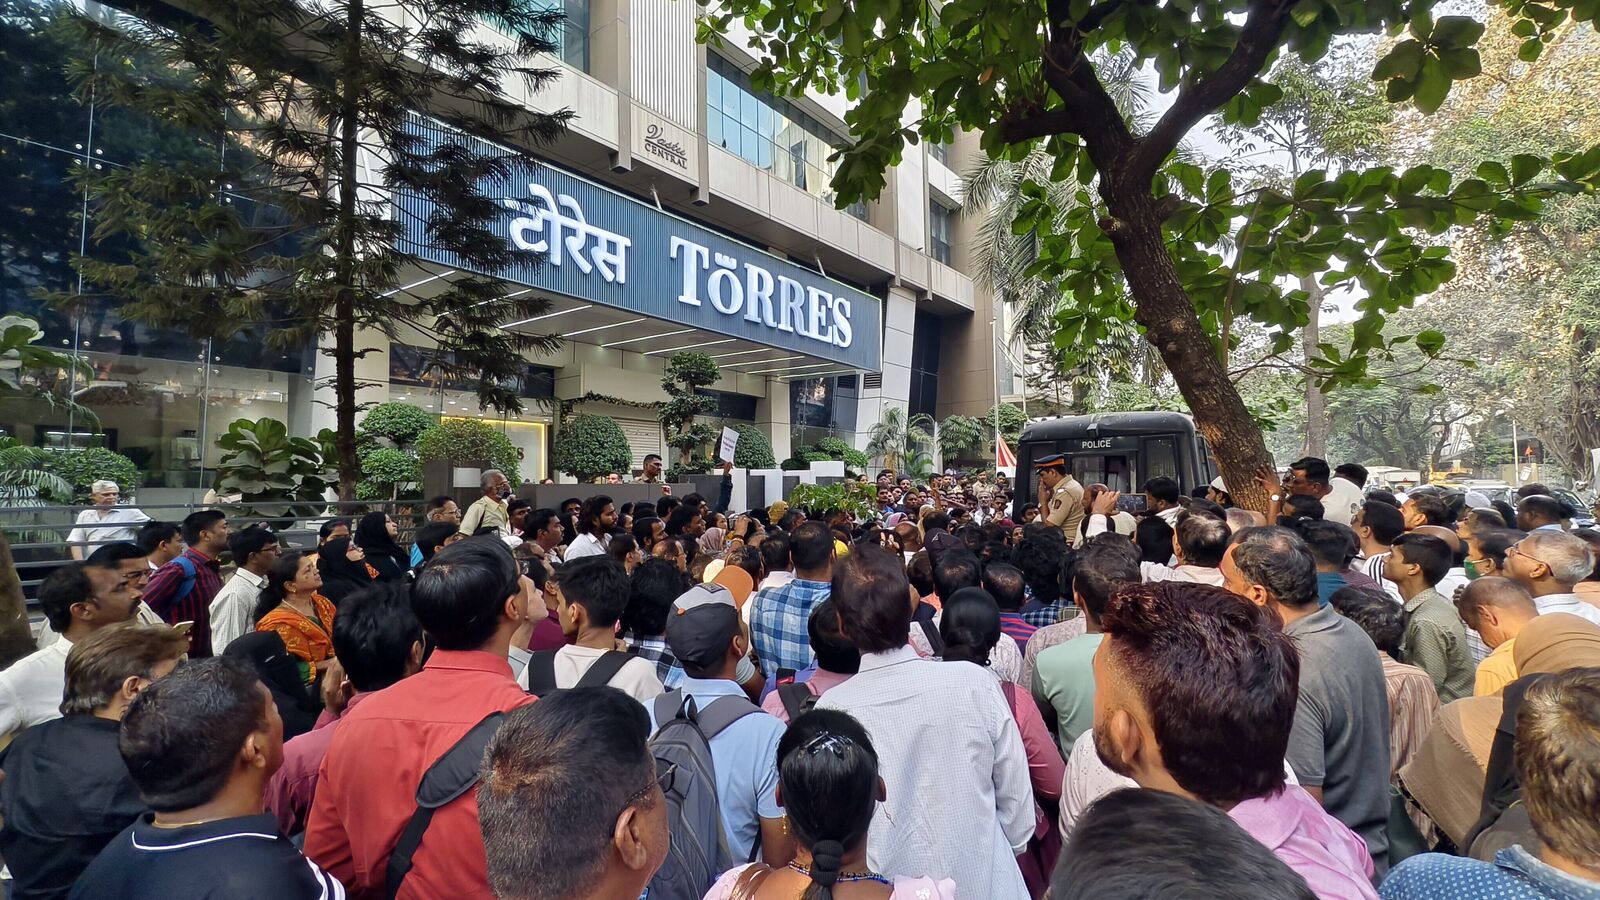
[756,375,791,461]
[851,285,917,449]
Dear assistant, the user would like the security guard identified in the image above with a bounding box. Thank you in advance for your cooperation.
[1035,453,1086,537]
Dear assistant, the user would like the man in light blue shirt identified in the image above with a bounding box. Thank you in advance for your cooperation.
[656,583,793,866]
[750,522,834,675]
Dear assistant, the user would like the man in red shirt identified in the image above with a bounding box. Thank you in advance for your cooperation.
[264,582,424,837]
[304,536,536,899]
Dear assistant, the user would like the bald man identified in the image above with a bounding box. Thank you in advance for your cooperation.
[1414,525,1469,601]
[1454,576,1540,697]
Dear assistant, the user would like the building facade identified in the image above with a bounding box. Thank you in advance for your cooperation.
[0,0,1006,495]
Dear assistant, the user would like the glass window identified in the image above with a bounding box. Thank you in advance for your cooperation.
[1142,436,1179,485]
[706,54,866,217]
[930,141,951,166]
[929,202,954,265]
[489,0,590,71]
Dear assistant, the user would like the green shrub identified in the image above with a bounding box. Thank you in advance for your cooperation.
[551,414,633,482]
[841,448,869,472]
[731,425,776,469]
[415,419,522,484]
[358,402,435,448]
[356,447,421,501]
[815,437,852,458]
[41,448,141,501]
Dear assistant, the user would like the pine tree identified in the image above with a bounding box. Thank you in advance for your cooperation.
[56,0,573,496]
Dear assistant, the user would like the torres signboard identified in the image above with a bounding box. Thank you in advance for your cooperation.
[395,116,882,372]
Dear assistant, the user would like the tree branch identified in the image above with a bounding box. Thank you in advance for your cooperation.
[1129,0,1293,181]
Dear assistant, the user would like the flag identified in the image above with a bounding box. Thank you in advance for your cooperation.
[996,437,1016,469]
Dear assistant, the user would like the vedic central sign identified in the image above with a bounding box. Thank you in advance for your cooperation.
[396,117,882,372]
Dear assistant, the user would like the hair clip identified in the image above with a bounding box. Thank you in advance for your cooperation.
[802,732,851,759]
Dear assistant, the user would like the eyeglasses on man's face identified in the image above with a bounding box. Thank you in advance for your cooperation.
[622,762,677,813]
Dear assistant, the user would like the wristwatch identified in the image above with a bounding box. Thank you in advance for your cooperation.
[1270,494,1282,503]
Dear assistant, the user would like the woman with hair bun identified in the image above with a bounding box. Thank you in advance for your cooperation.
[703,708,954,900]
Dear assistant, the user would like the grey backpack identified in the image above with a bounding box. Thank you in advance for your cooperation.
[646,690,762,900]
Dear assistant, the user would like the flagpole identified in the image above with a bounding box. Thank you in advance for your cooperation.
[990,313,1001,466]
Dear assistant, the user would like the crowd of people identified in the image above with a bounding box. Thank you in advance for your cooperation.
[2,454,1600,899]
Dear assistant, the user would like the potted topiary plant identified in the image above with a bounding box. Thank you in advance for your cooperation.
[552,414,633,483]
[358,402,436,449]
[415,419,522,485]
[731,424,776,470]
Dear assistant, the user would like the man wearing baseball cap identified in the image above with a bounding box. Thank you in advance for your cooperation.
[655,583,794,867]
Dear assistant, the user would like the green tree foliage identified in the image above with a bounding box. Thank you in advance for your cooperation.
[552,414,634,482]
[938,415,986,461]
[53,0,573,498]
[214,418,333,518]
[415,419,522,485]
[790,480,879,520]
[659,352,721,466]
[732,424,777,469]
[702,0,1600,508]
[355,448,422,502]
[358,403,437,449]
[987,404,1028,445]
[865,407,934,472]
[40,448,141,501]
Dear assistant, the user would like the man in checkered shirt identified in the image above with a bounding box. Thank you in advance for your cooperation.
[750,520,835,675]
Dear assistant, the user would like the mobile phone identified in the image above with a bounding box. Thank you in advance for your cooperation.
[1116,494,1147,514]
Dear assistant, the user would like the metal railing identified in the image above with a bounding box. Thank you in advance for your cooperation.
[3,500,427,605]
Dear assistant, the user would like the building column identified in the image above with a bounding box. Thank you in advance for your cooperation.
[851,285,917,450]
[756,375,791,461]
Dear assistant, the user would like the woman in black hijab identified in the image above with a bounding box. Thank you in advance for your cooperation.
[317,536,375,602]
[354,511,409,582]
[222,631,321,739]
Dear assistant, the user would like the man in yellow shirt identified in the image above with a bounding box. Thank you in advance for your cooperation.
[1454,575,1539,696]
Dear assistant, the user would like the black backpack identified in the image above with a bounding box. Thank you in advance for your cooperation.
[524,649,634,697]
[646,691,763,900]
[385,711,506,899]
[771,667,818,720]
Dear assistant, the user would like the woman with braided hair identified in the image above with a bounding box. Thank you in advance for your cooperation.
[702,708,954,900]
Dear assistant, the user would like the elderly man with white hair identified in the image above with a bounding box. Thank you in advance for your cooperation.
[66,480,150,560]
[1504,529,1600,626]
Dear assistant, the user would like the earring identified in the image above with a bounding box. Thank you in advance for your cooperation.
[781,814,789,835]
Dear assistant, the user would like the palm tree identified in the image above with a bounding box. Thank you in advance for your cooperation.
[865,407,934,474]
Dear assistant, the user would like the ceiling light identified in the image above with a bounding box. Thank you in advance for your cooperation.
[602,328,693,348]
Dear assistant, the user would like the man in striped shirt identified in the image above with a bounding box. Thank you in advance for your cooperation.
[1353,499,1406,602]
[141,509,230,657]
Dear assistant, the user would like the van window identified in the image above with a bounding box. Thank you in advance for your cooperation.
[1142,437,1179,486]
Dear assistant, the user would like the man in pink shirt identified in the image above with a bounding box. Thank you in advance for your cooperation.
[1091,581,1378,899]
[264,583,424,836]
[760,599,858,723]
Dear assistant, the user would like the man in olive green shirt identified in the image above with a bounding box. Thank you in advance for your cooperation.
[1386,533,1474,703]
[1030,539,1140,755]
[459,469,511,537]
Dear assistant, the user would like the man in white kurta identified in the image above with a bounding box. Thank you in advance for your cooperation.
[817,642,1036,897]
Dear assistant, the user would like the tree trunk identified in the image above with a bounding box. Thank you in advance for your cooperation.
[1102,195,1276,512]
[0,530,36,667]
[1300,275,1328,459]
[332,0,364,501]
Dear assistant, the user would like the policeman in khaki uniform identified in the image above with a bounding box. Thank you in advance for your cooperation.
[1035,453,1086,538]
